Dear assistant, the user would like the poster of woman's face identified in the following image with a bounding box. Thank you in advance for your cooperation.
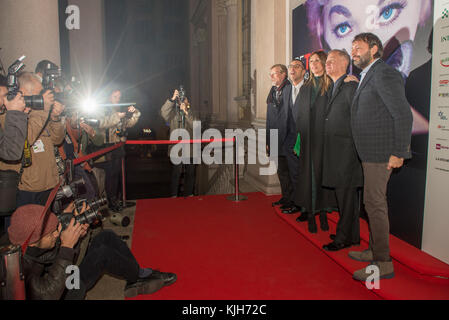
[293,0,434,136]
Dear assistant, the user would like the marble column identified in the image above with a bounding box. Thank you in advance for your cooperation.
[67,0,105,91]
[0,0,61,72]
[244,0,288,195]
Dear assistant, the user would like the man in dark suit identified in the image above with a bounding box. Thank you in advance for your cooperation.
[321,50,363,251]
[266,64,297,212]
[349,33,413,281]
[280,58,306,214]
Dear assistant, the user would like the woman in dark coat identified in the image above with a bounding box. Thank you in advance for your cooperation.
[294,51,337,233]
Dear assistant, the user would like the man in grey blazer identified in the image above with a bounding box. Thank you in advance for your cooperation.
[349,33,413,281]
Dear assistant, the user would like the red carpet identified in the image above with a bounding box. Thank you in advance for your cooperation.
[275,208,449,300]
[128,193,378,300]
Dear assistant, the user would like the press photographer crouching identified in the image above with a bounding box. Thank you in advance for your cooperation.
[93,89,141,212]
[5,202,177,300]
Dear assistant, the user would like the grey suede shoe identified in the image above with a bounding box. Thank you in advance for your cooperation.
[353,261,395,281]
[348,249,374,262]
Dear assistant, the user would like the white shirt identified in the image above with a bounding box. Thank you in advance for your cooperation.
[292,80,304,103]
[358,58,380,89]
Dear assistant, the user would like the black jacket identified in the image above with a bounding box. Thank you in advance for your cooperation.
[294,81,337,213]
[351,59,413,163]
[266,79,292,156]
[0,110,28,161]
[322,77,363,188]
[23,242,75,300]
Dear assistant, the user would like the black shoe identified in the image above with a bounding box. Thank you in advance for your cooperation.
[149,270,177,286]
[319,211,329,232]
[280,204,293,211]
[282,206,300,214]
[330,234,360,246]
[323,241,351,252]
[124,277,165,298]
[272,198,288,207]
[296,211,308,222]
[308,215,317,234]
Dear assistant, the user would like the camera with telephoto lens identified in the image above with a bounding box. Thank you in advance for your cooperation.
[177,85,190,114]
[80,117,100,128]
[6,56,45,110]
[58,197,107,230]
[178,85,186,104]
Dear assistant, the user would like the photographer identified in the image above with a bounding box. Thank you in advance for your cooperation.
[6,202,177,300]
[0,73,64,233]
[94,89,141,212]
[0,75,28,161]
[35,60,57,84]
[161,89,197,198]
[2,72,65,207]
[58,108,105,200]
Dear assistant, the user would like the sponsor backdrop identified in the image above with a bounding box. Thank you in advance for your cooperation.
[292,1,434,251]
[423,0,449,264]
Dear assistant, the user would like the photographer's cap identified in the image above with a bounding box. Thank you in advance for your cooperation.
[8,205,59,246]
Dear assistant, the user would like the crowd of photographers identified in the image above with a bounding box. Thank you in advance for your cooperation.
[0,58,176,300]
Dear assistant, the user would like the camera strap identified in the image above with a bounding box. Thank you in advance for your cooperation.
[21,181,61,254]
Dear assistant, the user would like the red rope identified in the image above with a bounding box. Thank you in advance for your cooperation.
[73,142,125,165]
[126,139,235,145]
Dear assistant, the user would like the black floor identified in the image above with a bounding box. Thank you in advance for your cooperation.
[124,145,172,200]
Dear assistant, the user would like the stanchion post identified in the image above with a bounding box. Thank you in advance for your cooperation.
[227,137,248,202]
[121,157,127,206]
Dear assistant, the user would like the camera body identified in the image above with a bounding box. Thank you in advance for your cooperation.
[42,62,61,91]
[6,56,45,110]
[58,197,107,230]
[55,177,85,201]
[178,85,186,104]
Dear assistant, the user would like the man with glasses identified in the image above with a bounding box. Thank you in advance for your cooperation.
[268,61,305,214]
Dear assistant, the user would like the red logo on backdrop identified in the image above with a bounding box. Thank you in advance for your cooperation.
[441,80,449,85]
[436,144,449,150]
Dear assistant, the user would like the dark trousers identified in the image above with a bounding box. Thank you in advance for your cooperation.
[277,152,300,205]
[334,187,360,245]
[94,158,122,204]
[362,162,393,262]
[171,164,196,197]
[66,230,141,299]
[17,189,53,207]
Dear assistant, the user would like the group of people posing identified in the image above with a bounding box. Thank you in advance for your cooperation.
[267,32,413,281]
